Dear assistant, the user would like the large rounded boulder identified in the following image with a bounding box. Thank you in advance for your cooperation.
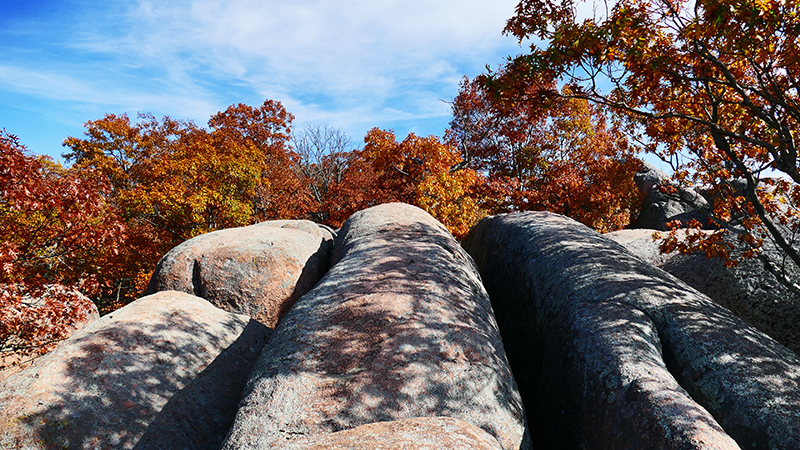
[147,220,333,328]
[464,211,800,450]
[221,203,530,450]
[0,291,270,450]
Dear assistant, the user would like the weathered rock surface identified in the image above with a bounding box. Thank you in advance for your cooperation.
[254,219,337,243]
[147,220,332,328]
[0,291,270,450]
[279,416,503,450]
[634,161,671,195]
[634,162,712,230]
[608,229,800,356]
[0,285,100,383]
[464,211,800,450]
[222,203,530,450]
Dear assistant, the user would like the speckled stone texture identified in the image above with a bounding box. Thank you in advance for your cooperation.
[253,219,337,243]
[221,203,530,450]
[464,212,800,450]
[146,219,333,328]
[0,291,270,450]
[279,416,504,449]
[608,228,800,356]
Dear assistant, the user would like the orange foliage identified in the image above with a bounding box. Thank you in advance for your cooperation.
[502,0,800,285]
[360,128,485,237]
[306,128,484,237]
[449,75,642,232]
[62,100,304,307]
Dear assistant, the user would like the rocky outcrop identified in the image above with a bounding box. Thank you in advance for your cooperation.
[147,220,333,328]
[221,203,530,450]
[279,417,504,450]
[7,203,799,450]
[634,162,712,230]
[607,229,800,356]
[464,211,800,450]
[0,291,270,450]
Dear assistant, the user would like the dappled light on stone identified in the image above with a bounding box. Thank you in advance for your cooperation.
[609,228,800,356]
[4,205,798,450]
[221,203,529,450]
[0,291,270,450]
[464,211,800,450]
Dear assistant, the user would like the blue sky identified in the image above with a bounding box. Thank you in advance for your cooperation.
[1,0,526,163]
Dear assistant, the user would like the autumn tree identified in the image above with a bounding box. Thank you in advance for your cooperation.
[499,0,800,289]
[1,130,120,363]
[209,100,308,220]
[63,99,305,305]
[357,128,485,237]
[315,148,384,228]
[293,127,484,234]
[449,74,642,232]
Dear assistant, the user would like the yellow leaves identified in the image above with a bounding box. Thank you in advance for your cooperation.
[713,196,735,223]
[417,169,484,239]
[360,128,483,238]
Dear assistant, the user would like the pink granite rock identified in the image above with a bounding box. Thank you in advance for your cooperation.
[608,228,800,356]
[254,219,336,243]
[0,291,270,450]
[464,211,800,450]
[221,203,530,450]
[147,220,332,328]
[281,417,503,450]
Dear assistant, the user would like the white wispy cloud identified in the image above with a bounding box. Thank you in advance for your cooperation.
[77,0,521,122]
[1,0,523,157]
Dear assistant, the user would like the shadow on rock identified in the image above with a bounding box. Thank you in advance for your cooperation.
[221,203,529,450]
[464,211,800,450]
[0,292,270,450]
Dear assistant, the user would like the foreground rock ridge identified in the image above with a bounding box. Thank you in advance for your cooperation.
[1,206,798,449]
[464,211,800,450]
[221,203,531,450]
[0,291,270,450]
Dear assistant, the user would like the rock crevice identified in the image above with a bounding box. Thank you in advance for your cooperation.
[463,211,800,450]
[221,203,530,450]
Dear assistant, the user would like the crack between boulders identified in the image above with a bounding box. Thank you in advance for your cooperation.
[191,260,203,298]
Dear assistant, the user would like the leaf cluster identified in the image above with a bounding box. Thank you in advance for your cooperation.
[449,73,643,232]
[500,0,800,287]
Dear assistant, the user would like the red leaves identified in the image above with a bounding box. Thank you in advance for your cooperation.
[497,0,800,283]
[0,285,95,368]
[1,130,115,363]
[449,74,642,232]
